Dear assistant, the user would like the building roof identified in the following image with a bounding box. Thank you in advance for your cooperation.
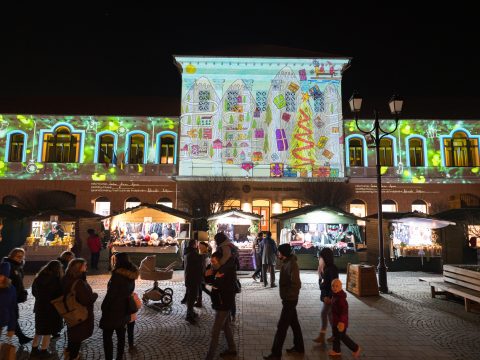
[207,209,262,221]
[103,203,192,221]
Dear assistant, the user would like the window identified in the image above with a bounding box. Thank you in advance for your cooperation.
[157,197,173,208]
[382,199,397,212]
[226,90,239,111]
[252,199,270,232]
[444,131,479,167]
[255,91,267,111]
[160,135,175,164]
[94,197,111,216]
[379,138,393,166]
[98,134,115,164]
[8,133,25,162]
[408,138,424,167]
[223,199,241,211]
[198,90,210,112]
[128,134,145,164]
[282,199,300,213]
[349,199,366,218]
[43,126,80,163]
[348,138,364,166]
[285,91,295,112]
[411,200,428,214]
[125,197,141,210]
[313,94,324,113]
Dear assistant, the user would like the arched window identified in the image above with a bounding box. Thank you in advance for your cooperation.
[94,197,111,216]
[7,132,27,163]
[379,138,393,166]
[252,199,270,232]
[408,138,424,167]
[349,199,367,218]
[96,132,117,164]
[382,199,397,212]
[125,197,141,210]
[126,132,148,164]
[443,131,480,167]
[223,199,241,211]
[42,126,80,163]
[160,135,175,164]
[349,138,364,166]
[412,199,428,214]
[157,197,173,208]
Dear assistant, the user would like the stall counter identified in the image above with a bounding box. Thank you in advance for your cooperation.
[24,245,70,262]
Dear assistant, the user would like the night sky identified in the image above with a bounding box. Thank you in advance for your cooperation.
[0,3,478,119]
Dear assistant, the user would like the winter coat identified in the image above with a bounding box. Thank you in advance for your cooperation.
[205,263,236,311]
[57,258,70,272]
[319,264,339,301]
[32,273,63,335]
[87,234,102,253]
[0,278,17,331]
[331,289,349,328]
[2,257,28,303]
[279,255,301,302]
[62,274,98,342]
[217,240,233,266]
[100,265,139,330]
[184,249,203,288]
[260,237,278,265]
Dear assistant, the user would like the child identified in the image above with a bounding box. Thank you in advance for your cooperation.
[0,262,17,341]
[328,278,361,358]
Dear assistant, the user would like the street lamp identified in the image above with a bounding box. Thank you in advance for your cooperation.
[349,92,403,293]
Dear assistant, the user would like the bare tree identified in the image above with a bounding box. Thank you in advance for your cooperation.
[300,179,353,209]
[177,177,237,218]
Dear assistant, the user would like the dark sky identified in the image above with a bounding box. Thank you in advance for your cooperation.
[0,2,478,118]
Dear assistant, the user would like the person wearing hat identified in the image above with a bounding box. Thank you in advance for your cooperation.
[264,243,304,360]
[0,261,17,341]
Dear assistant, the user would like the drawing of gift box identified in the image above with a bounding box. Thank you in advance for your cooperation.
[299,69,307,81]
[270,163,284,177]
[254,129,264,139]
[317,136,328,149]
[288,82,300,93]
[254,108,261,118]
[274,94,286,109]
[252,152,263,162]
[317,166,331,177]
[329,168,339,177]
[275,129,288,151]
[283,166,297,177]
[282,113,291,122]
[309,85,321,98]
[191,145,200,155]
[322,149,334,159]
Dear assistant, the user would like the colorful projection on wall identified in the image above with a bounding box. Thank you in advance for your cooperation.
[344,119,480,183]
[0,114,178,181]
[175,56,350,178]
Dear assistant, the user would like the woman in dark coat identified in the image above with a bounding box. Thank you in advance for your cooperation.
[31,260,64,358]
[0,262,17,340]
[63,258,98,360]
[100,252,139,360]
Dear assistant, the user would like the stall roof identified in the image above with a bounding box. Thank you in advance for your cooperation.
[103,203,192,221]
[271,205,366,223]
[29,208,103,221]
[207,209,262,221]
[434,208,480,222]
[0,204,33,219]
[366,211,455,229]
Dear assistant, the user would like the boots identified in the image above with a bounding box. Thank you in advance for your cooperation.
[313,330,326,344]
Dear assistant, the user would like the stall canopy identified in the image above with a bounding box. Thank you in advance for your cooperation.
[271,205,366,224]
[29,208,103,221]
[366,211,455,229]
[103,203,192,223]
[207,209,262,225]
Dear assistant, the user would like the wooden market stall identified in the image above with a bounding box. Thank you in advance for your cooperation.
[104,203,192,268]
[271,206,366,270]
[207,209,261,270]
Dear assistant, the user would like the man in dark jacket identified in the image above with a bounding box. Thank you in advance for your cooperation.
[264,244,304,360]
[2,248,32,344]
[260,231,277,287]
[184,239,203,323]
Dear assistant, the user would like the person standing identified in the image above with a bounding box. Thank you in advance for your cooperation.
[251,232,263,282]
[0,262,17,343]
[184,239,203,323]
[2,248,32,344]
[63,258,98,360]
[313,247,339,344]
[264,244,304,360]
[87,229,102,270]
[31,260,64,358]
[196,241,211,308]
[260,231,277,287]
[57,250,75,272]
[204,252,237,360]
[100,252,139,360]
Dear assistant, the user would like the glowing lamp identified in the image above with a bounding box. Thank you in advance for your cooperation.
[272,203,282,214]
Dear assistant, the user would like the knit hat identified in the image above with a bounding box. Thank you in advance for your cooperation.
[0,261,11,277]
[277,243,292,257]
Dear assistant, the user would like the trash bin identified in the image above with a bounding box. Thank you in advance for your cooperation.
[346,263,379,296]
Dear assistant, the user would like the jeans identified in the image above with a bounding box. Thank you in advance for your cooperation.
[262,264,275,286]
[332,327,359,353]
[253,254,262,279]
[271,300,304,357]
[91,252,100,269]
[127,321,135,347]
[103,326,126,360]
[205,310,236,360]
[321,301,332,331]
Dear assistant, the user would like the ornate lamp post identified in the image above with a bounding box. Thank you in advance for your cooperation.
[349,92,403,293]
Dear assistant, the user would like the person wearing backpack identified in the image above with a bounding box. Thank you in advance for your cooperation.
[100,252,139,360]
[62,258,98,360]
[31,260,64,358]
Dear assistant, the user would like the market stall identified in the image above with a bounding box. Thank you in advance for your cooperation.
[207,209,261,270]
[271,206,366,270]
[104,203,192,268]
[23,209,103,269]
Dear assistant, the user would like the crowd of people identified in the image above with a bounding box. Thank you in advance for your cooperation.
[0,229,362,360]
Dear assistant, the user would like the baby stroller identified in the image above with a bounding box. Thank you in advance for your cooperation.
[139,255,177,306]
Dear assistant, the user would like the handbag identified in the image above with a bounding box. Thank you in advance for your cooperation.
[0,342,16,360]
[51,279,88,328]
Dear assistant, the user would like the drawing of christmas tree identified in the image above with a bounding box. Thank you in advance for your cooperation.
[288,100,316,171]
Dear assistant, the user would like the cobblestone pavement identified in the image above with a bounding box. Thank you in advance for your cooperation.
[6,270,480,359]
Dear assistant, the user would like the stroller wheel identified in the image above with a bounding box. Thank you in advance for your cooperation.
[164,287,173,296]
[161,293,173,305]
